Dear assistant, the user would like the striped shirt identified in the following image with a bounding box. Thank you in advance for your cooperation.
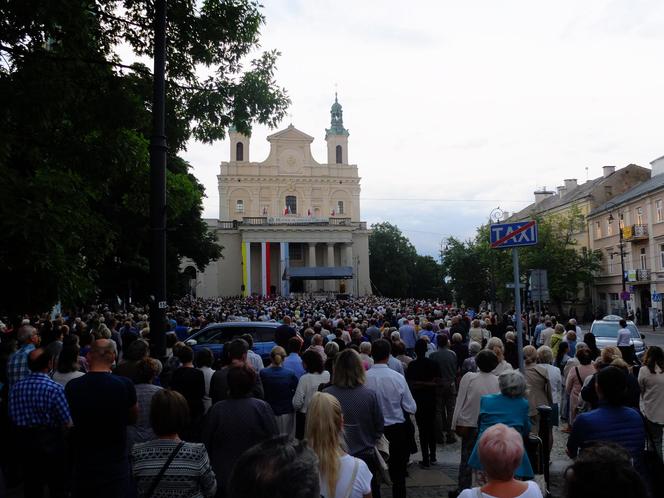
[131,439,217,498]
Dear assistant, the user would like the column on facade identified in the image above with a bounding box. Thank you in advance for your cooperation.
[242,241,251,296]
[308,242,317,293]
[345,243,354,295]
[280,242,290,297]
[261,241,271,297]
[326,243,335,292]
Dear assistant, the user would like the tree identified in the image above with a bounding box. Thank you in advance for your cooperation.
[369,223,417,297]
[441,208,601,314]
[368,223,448,299]
[0,1,290,314]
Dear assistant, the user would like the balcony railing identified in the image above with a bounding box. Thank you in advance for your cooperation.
[637,269,651,281]
[623,224,648,241]
[626,269,652,282]
[214,217,369,230]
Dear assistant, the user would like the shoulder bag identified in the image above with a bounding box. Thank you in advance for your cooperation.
[342,458,360,498]
[145,441,185,498]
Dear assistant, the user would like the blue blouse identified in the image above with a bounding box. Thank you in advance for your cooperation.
[467,393,534,479]
[259,366,298,415]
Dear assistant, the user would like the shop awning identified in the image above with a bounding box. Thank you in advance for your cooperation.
[283,266,353,280]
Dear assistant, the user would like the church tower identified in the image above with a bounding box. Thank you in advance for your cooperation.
[325,93,349,164]
[229,125,250,162]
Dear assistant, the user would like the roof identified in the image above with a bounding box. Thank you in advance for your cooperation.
[283,266,353,280]
[589,173,664,217]
[510,165,650,220]
[267,124,315,142]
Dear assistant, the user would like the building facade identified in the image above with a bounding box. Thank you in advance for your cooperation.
[588,157,664,322]
[509,164,651,317]
[187,96,372,298]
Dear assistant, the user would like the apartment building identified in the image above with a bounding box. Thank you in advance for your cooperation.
[588,157,664,322]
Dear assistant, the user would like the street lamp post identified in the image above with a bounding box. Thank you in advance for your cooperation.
[149,0,168,359]
[608,211,628,318]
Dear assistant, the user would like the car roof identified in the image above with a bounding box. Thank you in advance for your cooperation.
[203,321,279,328]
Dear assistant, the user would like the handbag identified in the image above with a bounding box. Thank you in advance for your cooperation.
[643,420,664,489]
[144,441,185,497]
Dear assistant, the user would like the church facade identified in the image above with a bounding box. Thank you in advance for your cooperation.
[189,96,372,298]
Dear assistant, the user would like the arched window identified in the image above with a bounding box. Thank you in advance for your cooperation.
[335,145,343,164]
[285,195,297,214]
[337,201,344,215]
[235,199,244,213]
[236,142,244,161]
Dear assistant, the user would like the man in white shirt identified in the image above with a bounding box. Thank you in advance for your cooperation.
[366,339,417,498]
[616,319,632,346]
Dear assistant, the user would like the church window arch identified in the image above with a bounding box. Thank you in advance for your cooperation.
[335,145,342,164]
[236,142,244,161]
[285,195,297,214]
[235,199,244,213]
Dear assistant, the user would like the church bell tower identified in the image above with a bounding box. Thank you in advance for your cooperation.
[325,93,349,164]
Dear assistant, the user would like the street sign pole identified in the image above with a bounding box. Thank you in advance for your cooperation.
[513,248,524,373]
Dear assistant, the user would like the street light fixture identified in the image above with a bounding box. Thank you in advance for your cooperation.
[607,210,628,318]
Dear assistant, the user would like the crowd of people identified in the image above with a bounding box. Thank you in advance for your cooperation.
[0,295,662,498]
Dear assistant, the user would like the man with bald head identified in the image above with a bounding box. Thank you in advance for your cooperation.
[9,347,71,497]
[6,324,39,387]
[65,339,138,498]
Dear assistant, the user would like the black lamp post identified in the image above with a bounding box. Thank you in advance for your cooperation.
[149,0,168,358]
[608,212,628,318]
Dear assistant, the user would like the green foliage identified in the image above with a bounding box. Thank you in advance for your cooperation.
[440,208,602,310]
[368,223,450,299]
[0,0,290,314]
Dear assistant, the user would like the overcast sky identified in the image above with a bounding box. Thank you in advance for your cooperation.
[181,0,664,257]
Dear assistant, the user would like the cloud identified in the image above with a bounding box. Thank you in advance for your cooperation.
[182,0,664,255]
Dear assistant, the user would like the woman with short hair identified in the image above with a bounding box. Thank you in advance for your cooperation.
[487,337,513,376]
[293,350,331,439]
[460,424,542,498]
[537,345,562,426]
[202,365,278,495]
[306,392,373,498]
[467,371,534,485]
[131,390,217,498]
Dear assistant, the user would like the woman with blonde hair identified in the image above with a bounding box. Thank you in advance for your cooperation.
[306,392,373,498]
[487,337,513,376]
[259,346,298,437]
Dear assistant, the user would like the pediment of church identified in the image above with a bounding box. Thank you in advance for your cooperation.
[267,124,315,143]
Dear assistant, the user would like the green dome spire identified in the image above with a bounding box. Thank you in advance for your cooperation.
[325,92,349,137]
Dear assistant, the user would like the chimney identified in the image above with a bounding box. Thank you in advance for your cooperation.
[603,165,616,178]
[557,185,567,196]
[564,178,578,191]
[534,187,554,204]
[650,156,664,177]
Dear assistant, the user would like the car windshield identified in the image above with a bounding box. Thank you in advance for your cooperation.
[592,322,639,338]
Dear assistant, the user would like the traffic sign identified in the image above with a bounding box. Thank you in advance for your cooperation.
[490,221,538,249]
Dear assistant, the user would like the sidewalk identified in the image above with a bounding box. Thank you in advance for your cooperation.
[394,425,572,498]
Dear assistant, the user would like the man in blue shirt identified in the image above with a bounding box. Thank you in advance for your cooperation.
[9,347,72,497]
[283,337,305,379]
[567,366,645,476]
[399,319,417,356]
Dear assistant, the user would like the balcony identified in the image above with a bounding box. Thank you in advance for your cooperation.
[217,217,367,230]
[625,269,651,282]
[622,224,648,241]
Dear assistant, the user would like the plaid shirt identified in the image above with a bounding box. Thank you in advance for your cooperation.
[9,372,71,428]
[6,343,36,388]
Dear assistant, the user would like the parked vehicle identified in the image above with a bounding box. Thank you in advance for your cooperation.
[185,321,279,364]
[590,315,646,361]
